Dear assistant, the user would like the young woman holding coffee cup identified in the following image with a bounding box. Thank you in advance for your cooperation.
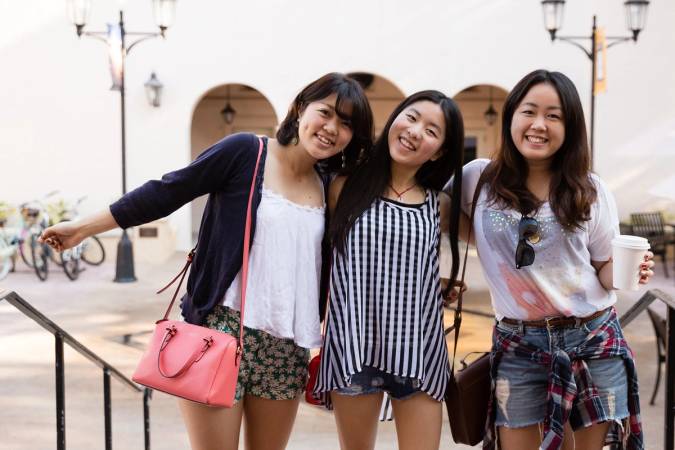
[448,70,654,450]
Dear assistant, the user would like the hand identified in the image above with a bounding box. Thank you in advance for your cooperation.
[638,251,655,285]
[38,221,84,252]
[443,280,468,306]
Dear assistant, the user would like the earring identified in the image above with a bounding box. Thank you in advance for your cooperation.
[341,151,346,169]
[291,120,299,145]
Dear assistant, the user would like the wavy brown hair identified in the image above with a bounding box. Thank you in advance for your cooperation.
[483,70,596,229]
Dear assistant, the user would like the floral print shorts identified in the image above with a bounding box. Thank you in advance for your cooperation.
[204,305,309,403]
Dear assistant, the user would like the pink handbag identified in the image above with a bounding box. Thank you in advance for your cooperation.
[132,138,263,407]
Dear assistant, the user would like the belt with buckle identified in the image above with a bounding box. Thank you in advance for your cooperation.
[500,307,610,329]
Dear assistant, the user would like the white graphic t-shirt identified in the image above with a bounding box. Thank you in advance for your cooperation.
[456,159,619,321]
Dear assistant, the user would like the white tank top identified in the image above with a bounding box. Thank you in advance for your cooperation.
[222,186,324,348]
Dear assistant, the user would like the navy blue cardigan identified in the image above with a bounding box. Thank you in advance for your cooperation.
[110,133,331,325]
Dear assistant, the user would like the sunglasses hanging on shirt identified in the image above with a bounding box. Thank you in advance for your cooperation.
[515,216,540,269]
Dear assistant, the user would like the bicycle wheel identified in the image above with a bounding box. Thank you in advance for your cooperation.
[49,248,63,266]
[60,249,80,281]
[19,234,34,268]
[30,233,48,281]
[0,238,12,280]
[81,235,105,266]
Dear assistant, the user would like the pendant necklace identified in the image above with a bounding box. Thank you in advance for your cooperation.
[389,183,418,200]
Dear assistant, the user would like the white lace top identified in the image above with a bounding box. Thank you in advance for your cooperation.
[222,187,325,348]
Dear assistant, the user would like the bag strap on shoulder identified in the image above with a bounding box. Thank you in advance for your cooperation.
[157,137,265,355]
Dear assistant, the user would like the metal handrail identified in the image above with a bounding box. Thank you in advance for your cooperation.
[618,289,675,450]
[0,289,151,450]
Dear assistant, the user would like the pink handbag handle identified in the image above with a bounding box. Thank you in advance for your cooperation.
[156,137,264,356]
[157,324,215,378]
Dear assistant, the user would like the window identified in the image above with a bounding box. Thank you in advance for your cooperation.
[464,136,477,163]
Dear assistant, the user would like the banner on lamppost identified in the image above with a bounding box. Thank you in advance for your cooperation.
[107,23,123,90]
[594,27,607,94]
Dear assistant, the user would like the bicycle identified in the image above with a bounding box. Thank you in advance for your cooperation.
[47,197,105,270]
[24,202,51,281]
[0,203,18,280]
[44,196,105,280]
[45,197,83,281]
[81,235,105,266]
[53,197,106,266]
[0,200,52,281]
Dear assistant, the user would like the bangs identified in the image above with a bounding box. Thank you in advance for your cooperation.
[335,94,354,121]
[335,83,369,131]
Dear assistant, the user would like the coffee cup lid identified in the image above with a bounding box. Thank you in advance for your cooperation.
[612,235,650,250]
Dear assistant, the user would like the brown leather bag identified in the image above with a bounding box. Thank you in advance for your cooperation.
[444,174,491,446]
[445,351,491,445]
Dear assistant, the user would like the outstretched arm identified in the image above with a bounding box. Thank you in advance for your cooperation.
[40,133,256,252]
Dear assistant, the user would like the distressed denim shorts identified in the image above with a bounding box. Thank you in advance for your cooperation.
[335,366,422,400]
[493,308,629,429]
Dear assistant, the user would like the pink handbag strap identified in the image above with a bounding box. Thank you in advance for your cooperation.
[156,137,265,355]
[157,325,215,378]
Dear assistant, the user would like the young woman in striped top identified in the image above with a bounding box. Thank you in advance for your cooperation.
[314,91,465,450]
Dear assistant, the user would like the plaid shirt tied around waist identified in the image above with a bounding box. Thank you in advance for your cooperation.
[483,309,643,450]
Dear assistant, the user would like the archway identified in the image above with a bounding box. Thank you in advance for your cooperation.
[190,83,277,243]
[453,84,508,161]
[348,72,405,138]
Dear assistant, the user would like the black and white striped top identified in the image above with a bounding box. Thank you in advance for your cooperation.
[315,190,449,405]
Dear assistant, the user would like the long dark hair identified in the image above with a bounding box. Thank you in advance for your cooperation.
[483,69,596,229]
[331,90,465,286]
[276,72,373,173]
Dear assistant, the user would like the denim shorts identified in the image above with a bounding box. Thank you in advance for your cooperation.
[335,366,422,400]
[493,308,629,429]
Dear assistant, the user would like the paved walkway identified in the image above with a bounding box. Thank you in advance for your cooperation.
[0,251,672,449]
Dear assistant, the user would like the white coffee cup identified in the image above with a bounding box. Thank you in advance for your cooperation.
[611,235,650,291]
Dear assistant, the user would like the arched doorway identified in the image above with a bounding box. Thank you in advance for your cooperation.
[453,84,508,162]
[190,83,277,243]
[348,72,405,138]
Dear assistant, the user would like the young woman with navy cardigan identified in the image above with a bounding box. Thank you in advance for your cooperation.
[40,73,374,450]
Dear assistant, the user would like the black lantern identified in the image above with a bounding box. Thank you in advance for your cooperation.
[484,87,498,126]
[624,0,649,40]
[220,86,237,125]
[144,72,163,107]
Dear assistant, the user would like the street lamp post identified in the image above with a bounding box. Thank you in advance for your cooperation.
[67,0,176,282]
[540,0,649,166]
